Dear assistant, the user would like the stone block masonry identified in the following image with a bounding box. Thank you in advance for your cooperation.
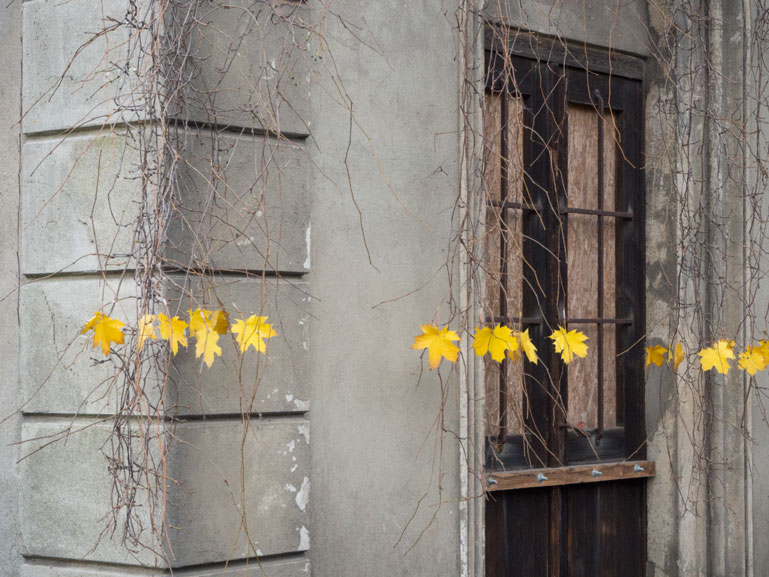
[18,0,313,573]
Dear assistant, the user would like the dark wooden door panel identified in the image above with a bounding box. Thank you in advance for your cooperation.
[486,480,645,577]
[590,479,645,577]
[565,483,600,577]
[486,488,550,577]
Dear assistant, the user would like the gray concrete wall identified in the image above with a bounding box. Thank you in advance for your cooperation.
[14,0,314,574]
[0,1,22,575]
[305,2,462,576]
[485,0,650,56]
[12,0,465,573]
[9,1,769,577]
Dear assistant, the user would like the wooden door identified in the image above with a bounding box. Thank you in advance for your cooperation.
[482,43,651,577]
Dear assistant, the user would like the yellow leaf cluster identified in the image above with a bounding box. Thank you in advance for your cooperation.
[471,325,538,365]
[81,309,277,368]
[645,339,769,376]
[644,342,685,370]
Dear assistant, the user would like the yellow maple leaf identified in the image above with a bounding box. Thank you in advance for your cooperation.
[187,308,226,367]
[231,315,277,354]
[549,326,589,364]
[412,324,460,370]
[472,324,516,363]
[738,346,768,376]
[670,342,685,371]
[157,314,188,355]
[698,339,736,375]
[137,314,157,351]
[518,328,538,364]
[645,344,667,367]
[81,312,125,356]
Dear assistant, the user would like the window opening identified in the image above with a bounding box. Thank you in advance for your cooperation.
[482,47,646,472]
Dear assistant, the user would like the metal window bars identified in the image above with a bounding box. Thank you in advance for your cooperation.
[486,89,635,449]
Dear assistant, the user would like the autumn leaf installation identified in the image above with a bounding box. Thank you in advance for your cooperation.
[411,321,769,378]
[81,309,277,367]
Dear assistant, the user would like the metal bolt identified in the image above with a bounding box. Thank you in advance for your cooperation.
[634,464,645,473]
[486,476,498,487]
[537,473,548,483]
[592,469,603,477]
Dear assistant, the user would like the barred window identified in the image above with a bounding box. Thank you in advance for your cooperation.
[482,43,646,470]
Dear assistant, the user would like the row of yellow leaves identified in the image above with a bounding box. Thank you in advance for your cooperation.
[412,324,769,377]
[412,324,588,370]
[646,339,769,376]
[81,309,277,367]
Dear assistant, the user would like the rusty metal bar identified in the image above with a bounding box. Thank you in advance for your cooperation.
[559,207,632,219]
[566,317,632,325]
[487,199,540,211]
[595,90,605,444]
[487,315,631,326]
[486,315,543,325]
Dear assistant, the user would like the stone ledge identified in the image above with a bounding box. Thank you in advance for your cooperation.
[23,0,313,137]
[22,130,310,276]
[22,0,150,135]
[166,275,311,416]
[169,0,312,137]
[20,556,309,577]
[21,133,139,275]
[167,131,310,275]
[19,277,142,416]
[19,419,310,567]
[166,420,310,566]
[20,275,311,416]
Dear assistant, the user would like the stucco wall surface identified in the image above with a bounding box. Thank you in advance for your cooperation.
[305,2,462,576]
[0,1,22,575]
[9,1,769,577]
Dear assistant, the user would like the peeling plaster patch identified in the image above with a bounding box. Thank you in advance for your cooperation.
[285,483,297,493]
[286,393,294,403]
[303,223,311,269]
[295,476,309,511]
[298,424,310,444]
[286,440,296,453]
[294,398,309,411]
[236,235,255,246]
[291,464,298,472]
[298,525,310,550]
[303,562,310,573]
